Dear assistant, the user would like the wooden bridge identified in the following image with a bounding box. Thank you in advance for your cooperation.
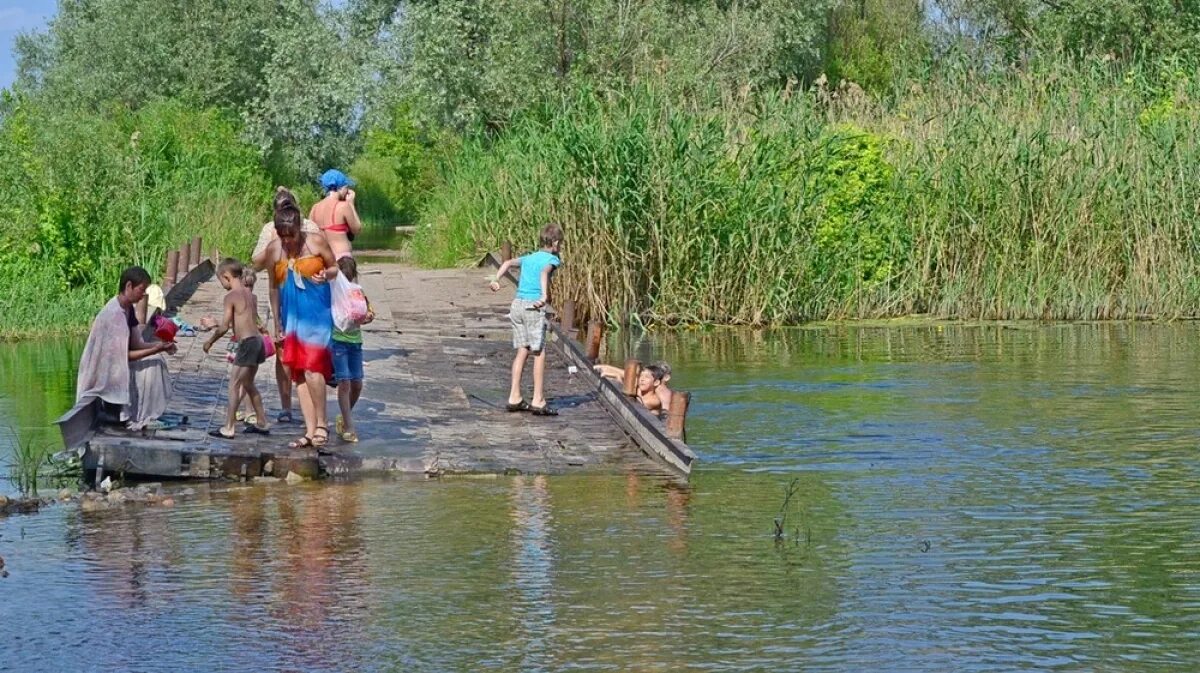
[56,248,695,484]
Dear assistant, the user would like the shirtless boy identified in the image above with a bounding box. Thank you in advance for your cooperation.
[204,258,270,438]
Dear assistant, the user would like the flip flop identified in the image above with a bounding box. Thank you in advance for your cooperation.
[340,431,359,443]
[505,400,530,412]
[243,425,271,435]
[208,429,236,439]
[529,405,558,416]
[288,436,313,449]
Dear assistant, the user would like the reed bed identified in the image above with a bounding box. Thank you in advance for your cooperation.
[414,59,1200,324]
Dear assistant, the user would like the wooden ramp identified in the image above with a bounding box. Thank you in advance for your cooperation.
[60,254,693,483]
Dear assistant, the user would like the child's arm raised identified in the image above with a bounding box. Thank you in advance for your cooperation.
[488,257,522,291]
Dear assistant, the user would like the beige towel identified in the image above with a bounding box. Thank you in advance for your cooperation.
[76,297,132,406]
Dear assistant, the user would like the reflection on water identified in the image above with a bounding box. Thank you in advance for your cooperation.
[0,337,82,496]
[3,324,1200,671]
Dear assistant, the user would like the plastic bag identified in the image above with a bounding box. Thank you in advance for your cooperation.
[331,272,369,332]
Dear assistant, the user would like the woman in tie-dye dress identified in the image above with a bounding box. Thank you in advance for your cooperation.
[264,203,338,449]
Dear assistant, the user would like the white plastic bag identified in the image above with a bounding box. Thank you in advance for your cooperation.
[331,272,369,332]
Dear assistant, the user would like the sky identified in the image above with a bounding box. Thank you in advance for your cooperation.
[0,0,55,90]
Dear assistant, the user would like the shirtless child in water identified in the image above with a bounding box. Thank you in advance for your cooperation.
[594,363,669,415]
[204,258,270,438]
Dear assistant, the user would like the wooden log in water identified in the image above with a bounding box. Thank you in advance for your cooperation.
[666,391,690,441]
[179,244,192,278]
[586,321,604,362]
[622,359,641,396]
[190,236,202,269]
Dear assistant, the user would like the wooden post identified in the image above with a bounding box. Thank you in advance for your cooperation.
[560,299,576,335]
[179,244,192,278]
[501,240,513,262]
[586,321,603,362]
[622,359,641,396]
[666,391,690,441]
[164,250,179,290]
[190,236,202,269]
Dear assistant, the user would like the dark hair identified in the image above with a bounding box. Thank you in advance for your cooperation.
[217,257,244,278]
[273,186,298,212]
[643,364,667,382]
[337,256,358,282]
[118,266,151,295]
[539,222,564,247]
[274,204,303,236]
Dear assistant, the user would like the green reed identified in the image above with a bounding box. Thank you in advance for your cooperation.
[414,57,1200,324]
[0,98,269,339]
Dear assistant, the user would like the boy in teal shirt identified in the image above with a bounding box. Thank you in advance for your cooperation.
[489,223,564,415]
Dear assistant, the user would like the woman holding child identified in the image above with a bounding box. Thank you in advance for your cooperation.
[253,187,322,424]
[262,202,339,449]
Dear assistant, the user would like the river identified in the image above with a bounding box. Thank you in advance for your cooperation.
[2,324,1199,671]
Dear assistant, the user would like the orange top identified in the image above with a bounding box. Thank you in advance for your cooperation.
[274,255,326,286]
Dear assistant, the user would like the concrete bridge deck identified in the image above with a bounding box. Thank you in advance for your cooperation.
[70,255,688,483]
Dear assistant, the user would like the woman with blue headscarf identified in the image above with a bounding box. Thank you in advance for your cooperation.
[309,169,363,260]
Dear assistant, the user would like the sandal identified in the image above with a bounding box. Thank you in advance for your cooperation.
[243,425,271,435]
[340,431,359,443]
[208,428,236,439]
[288,436,314,449]
[276,411,294,423]
[312,426,329,447]
[505,400,530,412]
[530,404,559,416]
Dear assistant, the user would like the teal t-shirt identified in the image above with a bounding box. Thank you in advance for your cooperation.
[516,251,561,300]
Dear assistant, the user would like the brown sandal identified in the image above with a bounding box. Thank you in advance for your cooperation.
[312,426,329,447]
[288,436,313,449]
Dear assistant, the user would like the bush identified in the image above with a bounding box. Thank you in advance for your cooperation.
[0,96,270,338]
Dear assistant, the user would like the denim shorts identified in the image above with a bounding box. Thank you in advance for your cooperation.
[332,340,364,382]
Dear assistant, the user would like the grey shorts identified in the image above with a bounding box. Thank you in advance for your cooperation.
[233,335,267,367]
[510,299,548,351]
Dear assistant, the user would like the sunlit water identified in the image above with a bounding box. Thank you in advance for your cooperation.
[3,324,1200,672]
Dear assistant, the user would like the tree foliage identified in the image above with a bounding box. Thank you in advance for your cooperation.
[15,0,362,176]
[389,0,836,130]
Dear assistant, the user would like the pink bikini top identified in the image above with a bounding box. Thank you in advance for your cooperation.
[322,201,350,234]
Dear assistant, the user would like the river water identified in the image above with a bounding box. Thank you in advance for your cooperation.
[2,324,1199,672]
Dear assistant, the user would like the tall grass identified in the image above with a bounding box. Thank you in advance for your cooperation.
[0,97,271,339]
[414,58,1200,324]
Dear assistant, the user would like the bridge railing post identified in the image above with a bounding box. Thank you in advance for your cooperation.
[164,249,179,291]
[666,391,690,441]
[586,321,603,362]
[622,359,641,397]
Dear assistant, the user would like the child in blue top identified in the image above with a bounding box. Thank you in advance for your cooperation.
[489,223,564,415]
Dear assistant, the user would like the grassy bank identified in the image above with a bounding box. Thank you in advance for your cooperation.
[0,98,270,339]
[413,58,1200,325]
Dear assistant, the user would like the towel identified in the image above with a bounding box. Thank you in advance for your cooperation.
[76,297,133,406]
